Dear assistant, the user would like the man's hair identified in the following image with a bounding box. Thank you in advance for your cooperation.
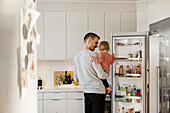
[84,32,100,42]
[99,41,110,51]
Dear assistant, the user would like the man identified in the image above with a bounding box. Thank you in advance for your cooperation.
[73,32,109,113]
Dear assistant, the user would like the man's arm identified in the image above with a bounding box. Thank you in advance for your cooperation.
[100,79,109,88]
[73,58,79,82]
[92,53,105,63]
[91,52,109,79]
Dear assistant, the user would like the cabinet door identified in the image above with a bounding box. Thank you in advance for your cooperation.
[137,10,148,32]
[44,12,66,60]
[37,11,44,60]
[44,100,66,113]
[105,12,120,47]
[89,12,104,41]
[67,12,88,59]
[38,100,43,113]
[67,99,84,113]
[121,12,136,32]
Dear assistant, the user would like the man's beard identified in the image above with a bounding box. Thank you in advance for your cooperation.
[90,46,97,51]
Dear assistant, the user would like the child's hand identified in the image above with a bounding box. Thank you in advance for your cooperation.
[112,53,115,58]
[106,87,112,94]
[90,56,93,61]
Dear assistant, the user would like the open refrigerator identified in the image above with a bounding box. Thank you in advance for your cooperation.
[111,32,148,113]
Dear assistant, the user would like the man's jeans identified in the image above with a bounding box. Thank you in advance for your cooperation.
[84,93,106,113]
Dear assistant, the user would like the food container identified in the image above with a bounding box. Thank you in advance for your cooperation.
[128,53,133,58]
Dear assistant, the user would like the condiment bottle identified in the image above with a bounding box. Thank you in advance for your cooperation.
[132,84,137,96]
[122,107,126,113]
[139,50,142,58]
[137,89,141,103]
[126,85,132,102]
[126,65,130,74]
[119,65,123,77]
[116,64,120,75]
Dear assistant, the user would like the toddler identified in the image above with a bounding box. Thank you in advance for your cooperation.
[90,41,115,94]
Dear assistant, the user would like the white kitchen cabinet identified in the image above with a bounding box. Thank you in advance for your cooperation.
[44,92,67,113]
[38,93,44,113]
[105,12,120,46]
[38,100,43,113]
[44,12,66,60]
[67,92,84,113]
[89,12,104,41]
[67,99,84,113]
[121,12,136,32]
[67,12,88,59]
[37,11,44,60]
[44,100,67,113]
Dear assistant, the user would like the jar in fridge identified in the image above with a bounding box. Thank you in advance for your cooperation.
[133,53,137,58]
[128,53,132,58]
[126,65,130,74]
[119,65,123,77]
[116,64,119,75]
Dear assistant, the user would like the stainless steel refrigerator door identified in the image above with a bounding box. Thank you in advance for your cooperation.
[149,34,170,113]
[149,34,160,113]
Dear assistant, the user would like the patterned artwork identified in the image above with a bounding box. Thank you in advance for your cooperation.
[20,0,40,99]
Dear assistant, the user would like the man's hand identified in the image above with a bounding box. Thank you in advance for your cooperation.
[90,56,94,61]
[106,87,112,94]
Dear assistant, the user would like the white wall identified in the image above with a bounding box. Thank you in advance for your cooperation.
[0,0,37,113]
[148,0,170,24]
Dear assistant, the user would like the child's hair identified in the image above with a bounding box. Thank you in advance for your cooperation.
[99,41,110,51]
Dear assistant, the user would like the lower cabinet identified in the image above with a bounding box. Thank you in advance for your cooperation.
[67,99,84,113]
[44,100,67,113]
[38,100,43,113]
[67,92,84,113]
[38,93,44,113]
[38,91,84,113]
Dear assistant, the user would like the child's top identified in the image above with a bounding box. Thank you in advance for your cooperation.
[93,52,114,73]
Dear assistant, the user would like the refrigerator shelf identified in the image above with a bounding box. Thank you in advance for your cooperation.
[115,60,142,63]
[115,100,142,103]
[115,74,141,77]
[115,44,142,47]
[115,57,142,61]
[115,95,141,99]
[128,58,142,61]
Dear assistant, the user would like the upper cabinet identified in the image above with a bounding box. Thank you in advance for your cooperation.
[44,12,66,60]
[89,12,105,41]
[37,11,44,60]
[105,12,121,44]
[37,2,137,60]
[67,12,88,59]
[121,12,137,32]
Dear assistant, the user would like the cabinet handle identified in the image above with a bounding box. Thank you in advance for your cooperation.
[74,98,84,100]
[51,99,62,101]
